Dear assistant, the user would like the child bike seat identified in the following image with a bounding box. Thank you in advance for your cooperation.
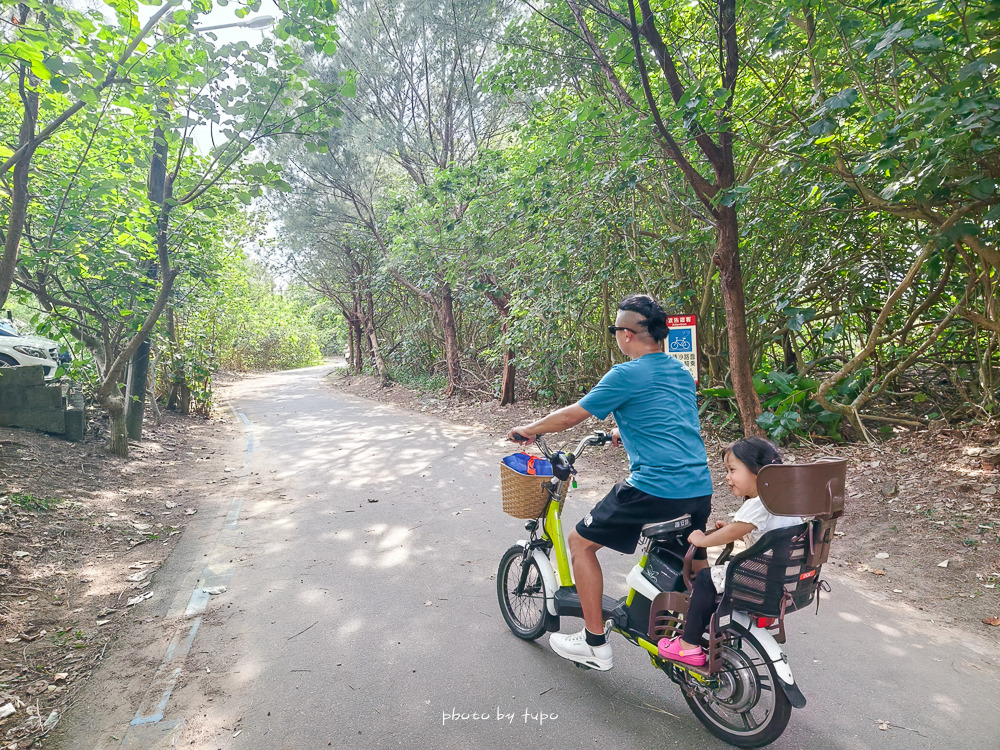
[641,515,691,541]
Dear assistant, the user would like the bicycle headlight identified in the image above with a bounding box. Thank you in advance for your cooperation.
[13,345,46,359]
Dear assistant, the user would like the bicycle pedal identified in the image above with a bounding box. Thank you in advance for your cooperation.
[573,662,592,670]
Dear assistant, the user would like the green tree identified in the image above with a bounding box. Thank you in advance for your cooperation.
[7,0,343,455]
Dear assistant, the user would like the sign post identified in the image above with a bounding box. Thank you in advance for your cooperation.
[665,314,699,384]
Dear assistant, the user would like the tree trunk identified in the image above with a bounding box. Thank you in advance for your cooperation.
[94,261,178,456]
[104,393,129,458]
[148,351,163,427]
[351,317,364,373]
[165,306,186,411]
[500,347,516,405]
[126,119,169,440]
[439,283,461,396]
[364,291,389,385]
[482,282,516,405]
[782,330,798,373]
[178,381,191,415]
[715,206,762,435]
[365,323,388,385]
[345,315,356,370]
[0,64,38,310]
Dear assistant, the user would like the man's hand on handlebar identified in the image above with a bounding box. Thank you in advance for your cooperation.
[508,426,537,445]
[610,427,621,447]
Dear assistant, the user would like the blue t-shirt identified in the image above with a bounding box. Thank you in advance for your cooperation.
[578,352,712,499]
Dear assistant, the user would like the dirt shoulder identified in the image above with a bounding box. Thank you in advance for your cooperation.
[330,370,1000,641]
[0,409,236,748]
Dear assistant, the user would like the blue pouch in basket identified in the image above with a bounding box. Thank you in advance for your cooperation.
[503,452,554,477]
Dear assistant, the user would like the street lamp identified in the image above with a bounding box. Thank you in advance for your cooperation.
[196,15,276,33]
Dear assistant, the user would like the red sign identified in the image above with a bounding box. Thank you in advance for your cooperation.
[665,314,698,384]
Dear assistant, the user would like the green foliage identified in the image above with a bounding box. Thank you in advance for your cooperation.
[7,492,59,511]
[386,366,448,392]
[168,335,215,416]
[179,255,325,373]
[752,368,874,442]
[0,0,343,450]
[260,0,1000,433]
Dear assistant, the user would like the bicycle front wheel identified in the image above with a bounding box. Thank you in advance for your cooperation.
[497,545,549,640]
[682,623,792,748]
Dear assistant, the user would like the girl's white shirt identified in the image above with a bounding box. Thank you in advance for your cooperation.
[709,496,803,592]
[732,495,803,546]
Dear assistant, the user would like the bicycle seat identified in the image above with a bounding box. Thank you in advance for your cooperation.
[641,515,691,541]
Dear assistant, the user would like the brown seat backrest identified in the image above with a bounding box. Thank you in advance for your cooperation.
[756,458,847,519]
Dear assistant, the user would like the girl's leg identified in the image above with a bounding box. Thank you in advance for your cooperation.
[680,567,718,647]
[658,568,713,666]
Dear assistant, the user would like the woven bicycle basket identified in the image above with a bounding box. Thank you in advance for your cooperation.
[500,461,568,519]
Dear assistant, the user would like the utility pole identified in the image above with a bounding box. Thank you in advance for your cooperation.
[125,111,168,441]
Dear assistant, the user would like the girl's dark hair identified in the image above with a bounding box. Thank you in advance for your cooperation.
[723,437,782,475]
[618,294,669,342]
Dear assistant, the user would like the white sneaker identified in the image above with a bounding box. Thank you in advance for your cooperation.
[549,628,613,671]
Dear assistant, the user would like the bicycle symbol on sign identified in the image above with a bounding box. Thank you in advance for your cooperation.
[668,329,693,353]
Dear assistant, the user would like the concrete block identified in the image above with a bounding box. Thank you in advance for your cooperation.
[25,386,62,410]
[0,365,45,388]
[0,368,80,439]
[0,391,23,410]
[64,408,86,442]
[23,411,64,434]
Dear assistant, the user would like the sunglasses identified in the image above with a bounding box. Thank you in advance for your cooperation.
[607,325,637,336]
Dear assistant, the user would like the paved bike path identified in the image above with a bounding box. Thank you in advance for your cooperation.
[58,365,1000,749]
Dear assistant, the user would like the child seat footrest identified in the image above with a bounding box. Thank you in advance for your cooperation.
[648,591,690,642]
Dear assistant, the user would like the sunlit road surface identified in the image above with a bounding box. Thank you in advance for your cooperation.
[58,365,1000,749]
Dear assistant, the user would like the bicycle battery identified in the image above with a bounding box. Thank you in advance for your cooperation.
[642,546,686,593]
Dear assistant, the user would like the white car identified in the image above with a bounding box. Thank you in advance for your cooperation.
[0,320,62,380]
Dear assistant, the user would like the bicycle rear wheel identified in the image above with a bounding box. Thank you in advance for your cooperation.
[497,545,549,640]
[682,623,791,748]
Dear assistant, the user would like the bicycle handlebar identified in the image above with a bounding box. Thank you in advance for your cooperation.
[517,431,611,463]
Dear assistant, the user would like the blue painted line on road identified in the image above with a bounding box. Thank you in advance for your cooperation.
[119,404,255,748]
[184,589,211,618]
[224,497,244,530]
[237,410,255,458]
[129,618,201,725]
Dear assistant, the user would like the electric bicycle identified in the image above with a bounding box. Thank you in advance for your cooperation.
[496,431,846,748]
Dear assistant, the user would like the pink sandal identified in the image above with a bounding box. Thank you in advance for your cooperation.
[657,637,706,667]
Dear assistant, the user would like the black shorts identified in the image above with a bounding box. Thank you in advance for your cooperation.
[575,480,712,556]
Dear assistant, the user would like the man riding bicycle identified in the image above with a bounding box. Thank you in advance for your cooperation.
[508,294,712,671]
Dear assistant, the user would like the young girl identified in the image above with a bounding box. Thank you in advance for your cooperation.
[657,437,802,667]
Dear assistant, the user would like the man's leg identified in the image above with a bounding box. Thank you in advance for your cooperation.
[567,530,606,634]
[547,529,613,670]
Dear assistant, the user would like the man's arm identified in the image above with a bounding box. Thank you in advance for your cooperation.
[507,403,591,443]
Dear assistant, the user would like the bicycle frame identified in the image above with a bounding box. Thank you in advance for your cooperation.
[515,434,664,659]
